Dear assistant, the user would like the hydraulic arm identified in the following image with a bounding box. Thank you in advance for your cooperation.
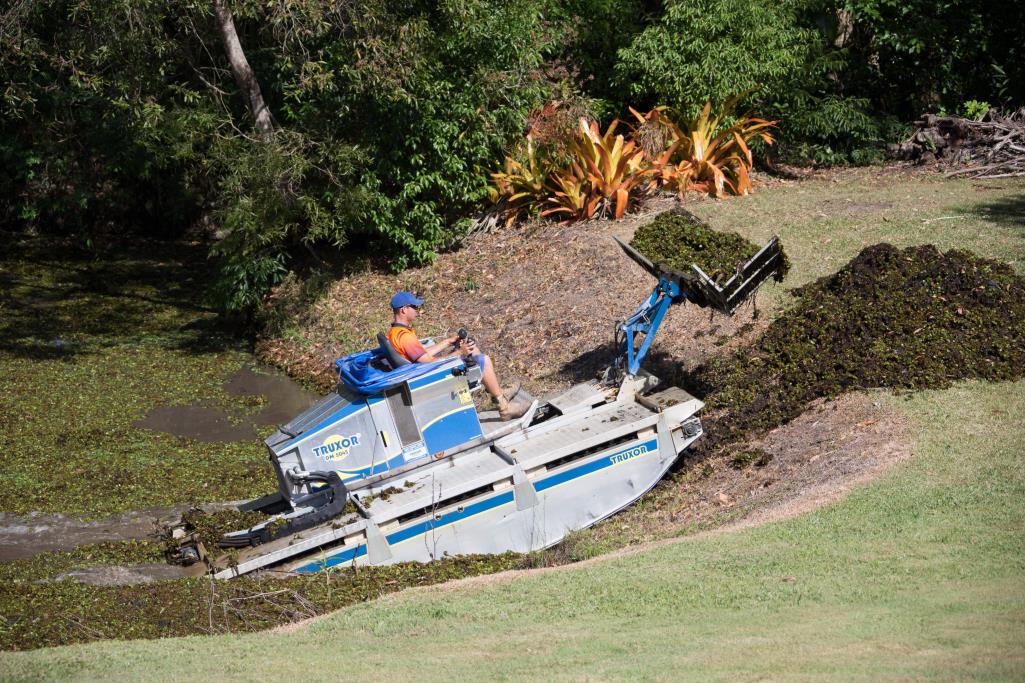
[612,235,787,377]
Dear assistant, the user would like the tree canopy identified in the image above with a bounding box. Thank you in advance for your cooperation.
[2,0,1021,309]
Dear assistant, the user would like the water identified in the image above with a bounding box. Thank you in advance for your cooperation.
[134,365,319,442]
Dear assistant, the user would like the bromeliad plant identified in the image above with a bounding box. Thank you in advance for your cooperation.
[542,118,651,221]
[542,164,590,221]
[489,97,778,224]
[488,136,551,225]
[661,97,777,198]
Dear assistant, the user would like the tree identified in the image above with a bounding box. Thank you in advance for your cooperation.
[211,0,275,139]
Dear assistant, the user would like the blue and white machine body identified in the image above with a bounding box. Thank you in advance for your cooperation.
[174,230,786,578]
[270,355,484,489]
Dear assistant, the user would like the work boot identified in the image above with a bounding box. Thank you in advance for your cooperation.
[502,383,522,401]
[497,395,529,421]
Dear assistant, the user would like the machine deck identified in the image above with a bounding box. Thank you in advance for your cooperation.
[214,388,701,578]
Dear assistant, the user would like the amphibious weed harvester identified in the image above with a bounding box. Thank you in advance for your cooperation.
[170,234,786,578]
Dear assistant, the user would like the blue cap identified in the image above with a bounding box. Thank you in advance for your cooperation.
[390,291,424,310]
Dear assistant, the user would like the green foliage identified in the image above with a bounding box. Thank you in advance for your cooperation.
[205,131,367,311]
[548,0,652,106]
[0,0,205,233]
[611,0,889,165]
[277,0,561,270]
[614,0,815,118]
[2,0,563,310]
[775,94,893,165]
[5,0,1025,310]
[608,0,1025,165]
[836,0,1025,117]
[962,100,991,121]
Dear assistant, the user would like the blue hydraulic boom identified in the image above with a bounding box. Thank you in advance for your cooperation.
[612,232,787,377]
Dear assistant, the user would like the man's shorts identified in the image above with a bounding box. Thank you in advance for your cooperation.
[466,353,486,371]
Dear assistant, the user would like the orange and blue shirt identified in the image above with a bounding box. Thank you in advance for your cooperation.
[387,323,427,362]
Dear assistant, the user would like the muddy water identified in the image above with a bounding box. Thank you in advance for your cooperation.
[134,365,319,442]
[134,405,256,442]
[0,503,239,562]
[0,366,319,583]
[53,563,204,585]
[224,365,319,426]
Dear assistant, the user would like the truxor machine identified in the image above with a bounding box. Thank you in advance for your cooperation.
[169,233,786,578]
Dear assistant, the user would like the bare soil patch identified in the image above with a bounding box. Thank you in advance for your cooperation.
[256,197,773,396]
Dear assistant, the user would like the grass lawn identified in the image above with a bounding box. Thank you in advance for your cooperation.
[1,378,1022,681]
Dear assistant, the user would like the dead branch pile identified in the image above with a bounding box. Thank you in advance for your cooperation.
[889,108,1025,179]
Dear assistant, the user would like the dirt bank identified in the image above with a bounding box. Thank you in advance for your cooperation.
[256,199,773,396]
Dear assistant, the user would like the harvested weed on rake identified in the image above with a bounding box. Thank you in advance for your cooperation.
[630,210,789,284]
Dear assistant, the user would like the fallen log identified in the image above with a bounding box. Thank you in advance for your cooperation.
[889,108,1025,179]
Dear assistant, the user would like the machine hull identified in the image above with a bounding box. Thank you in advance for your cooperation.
[211,382,702,578]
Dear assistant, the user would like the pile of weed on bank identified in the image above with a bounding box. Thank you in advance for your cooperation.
[631,210,789,283]
[0,543,525,651]
[689,243,1025,447]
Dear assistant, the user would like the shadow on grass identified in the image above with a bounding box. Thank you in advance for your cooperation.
[964,191,1025,232]
[0,234,243,359]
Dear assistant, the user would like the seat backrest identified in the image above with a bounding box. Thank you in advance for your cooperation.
[377,332,411,368]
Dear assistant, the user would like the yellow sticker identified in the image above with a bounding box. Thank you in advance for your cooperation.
[457,388,472,404]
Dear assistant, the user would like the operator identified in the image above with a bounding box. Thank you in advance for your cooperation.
[387,291,529,421]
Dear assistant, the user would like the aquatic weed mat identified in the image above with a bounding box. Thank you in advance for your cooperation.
[0,235,276,516]
[171,507,272,555]
[0,543,524,651]
[688,242,1025,447]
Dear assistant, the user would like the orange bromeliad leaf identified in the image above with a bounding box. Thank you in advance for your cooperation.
[659,98,778,199]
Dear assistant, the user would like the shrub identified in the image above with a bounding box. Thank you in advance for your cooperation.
[205,131,367,312]
[962,100,992,121]
[660,98,777,198]
[609,0,899,165]
[613,0,816,119]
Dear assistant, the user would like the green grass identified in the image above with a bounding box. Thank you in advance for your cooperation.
[0,237,276,516]
[1,379,1022,680]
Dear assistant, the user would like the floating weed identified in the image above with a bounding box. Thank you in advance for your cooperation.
[173,508,271,557]
[0,236,275,516]
[0,540,164,585]
[0,551,525,651]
